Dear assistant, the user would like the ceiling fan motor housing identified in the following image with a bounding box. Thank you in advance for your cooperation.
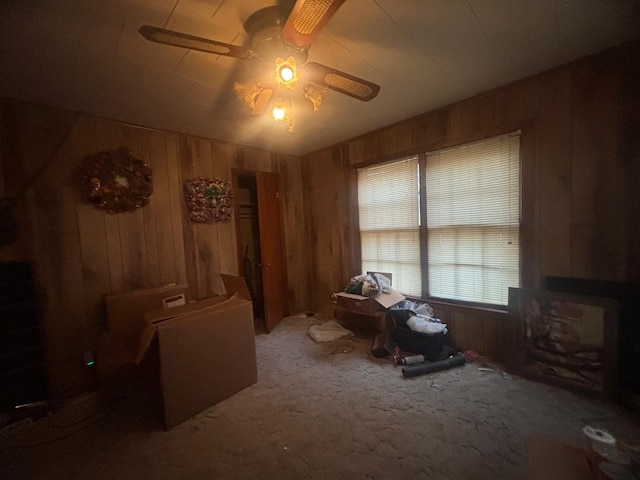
[244,6,309,65]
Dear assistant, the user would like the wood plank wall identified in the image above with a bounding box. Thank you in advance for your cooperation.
[300,41,640,362]
[0,104,302,399]
[0,40,637,397]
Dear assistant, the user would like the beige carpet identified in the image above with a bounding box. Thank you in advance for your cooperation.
[1,314,638,480]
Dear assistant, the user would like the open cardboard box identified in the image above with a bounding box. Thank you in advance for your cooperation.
[334,289,405,314]
[528,436,594,480]
[104,282,190,355]
[135,274,257,430]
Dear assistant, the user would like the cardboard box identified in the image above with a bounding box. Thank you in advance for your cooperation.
[105,283,189,354]
[135,275,257,430]
[334,289,405,314]
[528,436,594,480]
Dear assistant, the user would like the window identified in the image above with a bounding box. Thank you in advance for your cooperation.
[358,157,422,296]
[357,132,521,306]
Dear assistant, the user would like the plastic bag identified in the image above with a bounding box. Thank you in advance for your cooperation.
[406,315,448,335]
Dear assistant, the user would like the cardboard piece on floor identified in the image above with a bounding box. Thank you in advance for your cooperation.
[136,276,257,430]
[528,436,593,480]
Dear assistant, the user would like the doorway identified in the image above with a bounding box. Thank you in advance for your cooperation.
[235,174,265,333]
[233,169,288,334]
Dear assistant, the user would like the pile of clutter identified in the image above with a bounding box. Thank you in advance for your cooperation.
[372,298,466,377]
[343,273,393,297]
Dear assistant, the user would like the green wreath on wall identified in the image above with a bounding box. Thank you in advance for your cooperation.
[183,177,234,223]
[82,148,153,213]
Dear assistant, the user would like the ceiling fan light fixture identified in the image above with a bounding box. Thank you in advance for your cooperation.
[272,100,289,121]
[275,56,299,89]
[139,1,380,135]
[271,99,295,133]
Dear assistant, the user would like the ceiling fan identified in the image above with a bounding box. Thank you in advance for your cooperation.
[139,0,380,131]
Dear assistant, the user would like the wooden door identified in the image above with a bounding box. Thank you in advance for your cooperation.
[256,171,288,332]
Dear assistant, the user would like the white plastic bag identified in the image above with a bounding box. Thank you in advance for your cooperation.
[406,316,448,335]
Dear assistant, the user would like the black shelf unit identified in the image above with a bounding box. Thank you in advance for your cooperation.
[0,262,47,410]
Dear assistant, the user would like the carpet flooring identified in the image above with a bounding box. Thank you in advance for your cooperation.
[1,314,638,479]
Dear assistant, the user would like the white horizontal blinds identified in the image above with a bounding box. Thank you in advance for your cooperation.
[358,156,421,296]
[426,132,520,305]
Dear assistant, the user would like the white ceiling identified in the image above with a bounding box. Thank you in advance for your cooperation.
[1,0,639,156]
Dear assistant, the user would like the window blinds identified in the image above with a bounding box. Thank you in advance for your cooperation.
[426,132,520,305]
[358,157,422,296]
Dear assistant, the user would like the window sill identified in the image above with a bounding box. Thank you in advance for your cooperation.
[404,296,508,316]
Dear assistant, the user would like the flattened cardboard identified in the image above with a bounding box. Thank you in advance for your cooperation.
[135,276,257,430]
[528,437,593,480]
[221,273,252,300]
[105,283,189,353]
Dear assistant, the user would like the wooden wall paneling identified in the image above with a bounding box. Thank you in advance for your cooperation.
[113,123,147,290]
[462,312,486,355]
[379,121,414,158]
[233,144,273,172]
[459,99,482,139]
[93,120,125,293]
[211,141,236,285]
[360,131,381,162]
[335,145,358,291]
[481,312,509,363]
[71,117,111,338]
[447,104,464,142]
[479,91,500,134]
[451,312,468,351]
[13,103,79,188]
[300,157,317,312]
[583,56,627,280]
[412,109,448,151]
[619,45,640,281]
[497,80,528,127]
[304,148,349,317]
[164,133,188,286]
[519,121,538,289]
[133,127,161,286]
[345,154,361,279]
[1,105,37,260]
[347,136,367,165]
[520,76,542,122]
[147,130,178,285]
[275,153,307,313]
[536,69,573,283]
[31,121,89,398]
[188,137,221,298]
[570,57,620,278]
[177,135,199,299]
[0,104,79,260]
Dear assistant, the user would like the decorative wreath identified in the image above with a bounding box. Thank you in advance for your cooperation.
[183,177,234,223]
[83,148,153,213]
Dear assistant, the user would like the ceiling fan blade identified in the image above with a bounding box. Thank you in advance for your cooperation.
[282,0,346,47]
[303,62,380,101]
[139,25,254,60]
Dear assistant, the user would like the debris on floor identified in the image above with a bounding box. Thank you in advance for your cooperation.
[308,319,354,343]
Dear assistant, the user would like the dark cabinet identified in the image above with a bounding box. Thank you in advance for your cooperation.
[0,262,47,410]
